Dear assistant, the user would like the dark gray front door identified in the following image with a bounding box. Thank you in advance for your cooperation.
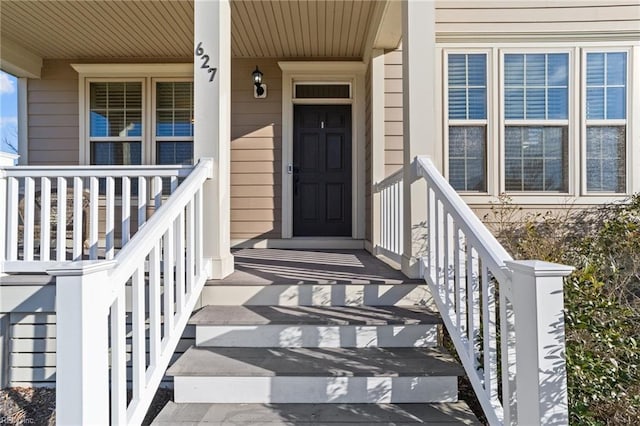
[293,105,352,237]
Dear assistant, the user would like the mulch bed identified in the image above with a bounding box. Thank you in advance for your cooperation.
[0,387,172,425]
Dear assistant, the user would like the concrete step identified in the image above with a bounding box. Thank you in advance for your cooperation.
[192,305,441,348]
[151,402,481,425]
[167,347,464,404]
[199,282,435,307]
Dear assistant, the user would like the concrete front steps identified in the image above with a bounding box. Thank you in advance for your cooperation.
[153,304,480,425]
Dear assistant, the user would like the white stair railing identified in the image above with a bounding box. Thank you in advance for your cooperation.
[0,164,191,273]
[373,168,403,263]
[48,158,213,425]
[377,156,573,425]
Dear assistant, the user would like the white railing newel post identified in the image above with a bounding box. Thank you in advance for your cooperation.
[48,260,117,426]
[506,260,574,426]
[0,169,7,275]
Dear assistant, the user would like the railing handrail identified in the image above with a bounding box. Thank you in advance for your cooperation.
[109,159,212,285]
[50,157,214,425]
[374,168,403,192]
[416,156,513,284]
[1,164,192,178]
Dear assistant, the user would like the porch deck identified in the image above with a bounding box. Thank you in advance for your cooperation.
[209,249,420,286]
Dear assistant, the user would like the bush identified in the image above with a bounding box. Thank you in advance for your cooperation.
[485,195,640,425]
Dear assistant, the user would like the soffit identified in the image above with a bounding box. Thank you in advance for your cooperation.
[0,1,386,60]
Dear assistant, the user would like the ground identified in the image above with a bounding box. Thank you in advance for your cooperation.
[0,387,172,425]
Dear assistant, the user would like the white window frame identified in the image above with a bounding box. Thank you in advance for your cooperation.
[443,49,493,195]
[151,77,194,165]
[581,47,631,196]
[499,48,574,196]
[85,77,146,165]
[72,64,193,165]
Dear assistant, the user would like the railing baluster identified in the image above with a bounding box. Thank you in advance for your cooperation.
[23,177,35,261]
[121,177,131,246]
[453,225,461,329]
[175,212,186,315]
[110,288,127,424]
[427,187,435,281]
[186,199,195,292]
[56,177,67,261]
[105,177,115,260]
[131,266,146,403]
[170,176,178,194]
[195,189,203,276]
[149,243,162,362]
[398,181,403,254]
[6,177,20,261]
[40,177,51,261]
[138,176,147,229]
[153,176,162,210]
[482,266,498,400]
[444,212,451,312]
[163,225,175,343]
[72,177,83,261]
[467,247,480,370]
[458,230,467,337]
[89,177,99,260]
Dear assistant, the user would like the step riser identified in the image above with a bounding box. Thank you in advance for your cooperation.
[196,324,439,348]
[174,376,458,404]
[200,284,435,307]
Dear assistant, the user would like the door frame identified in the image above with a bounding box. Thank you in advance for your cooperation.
[279,61,367,240]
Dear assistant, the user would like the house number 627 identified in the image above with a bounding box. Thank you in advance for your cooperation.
[195,42,217,82]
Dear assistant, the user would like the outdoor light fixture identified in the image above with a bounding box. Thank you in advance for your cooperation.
[252,66,266,98]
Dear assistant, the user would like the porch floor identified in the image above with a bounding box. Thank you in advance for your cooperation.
[208,249,420,285]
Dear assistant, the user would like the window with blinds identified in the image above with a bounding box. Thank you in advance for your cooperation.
[155,81,194,165]
[447,53,487,192]
[89,82,143,165]
[504,53,569,192]
[585,52,627,193]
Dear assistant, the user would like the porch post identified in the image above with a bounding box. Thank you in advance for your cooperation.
[401,0,436,278]
[506,260,574,425]
[193,0,234,278]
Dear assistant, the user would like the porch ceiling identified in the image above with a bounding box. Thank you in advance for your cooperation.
[0,0,389,62]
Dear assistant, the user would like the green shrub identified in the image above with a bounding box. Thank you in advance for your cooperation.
[485,195,640,425]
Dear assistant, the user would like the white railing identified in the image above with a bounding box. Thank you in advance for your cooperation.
[48,158,213,425]
[373,168,403,263]
[0,164,192,274]
[379,156,573,425]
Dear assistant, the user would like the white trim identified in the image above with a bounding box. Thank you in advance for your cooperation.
[278,61,367,241]
[71,63,192,77]
[371,49,385,252]
[231,238,365,250]
[17,78,28,165]
[0,37,42,79]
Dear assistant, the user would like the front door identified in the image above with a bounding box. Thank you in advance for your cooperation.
[293,105,352,236]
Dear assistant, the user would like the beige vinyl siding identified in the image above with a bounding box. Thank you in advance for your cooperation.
[384,47,403,177]
[436,1,640,40]
[230,59,282,241]
[28,60,80,165]
[365,60,373,242]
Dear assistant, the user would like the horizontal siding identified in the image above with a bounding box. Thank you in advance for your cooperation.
[28,60,80,165]
[436,1,640,40]
[230,59,282,241]
[384,46,403,178]
[8,311,195,387]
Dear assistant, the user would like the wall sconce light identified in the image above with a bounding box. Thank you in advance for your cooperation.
[252,66,267,98]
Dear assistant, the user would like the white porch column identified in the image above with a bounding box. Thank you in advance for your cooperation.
[401,0,436,278]
[194,0,234,278]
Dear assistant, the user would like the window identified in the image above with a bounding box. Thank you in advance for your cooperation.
[504,53,569,192]
[155,81,194,165]
[447,53,487,191]
[585,52,627,193]
[89,82,143,165]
